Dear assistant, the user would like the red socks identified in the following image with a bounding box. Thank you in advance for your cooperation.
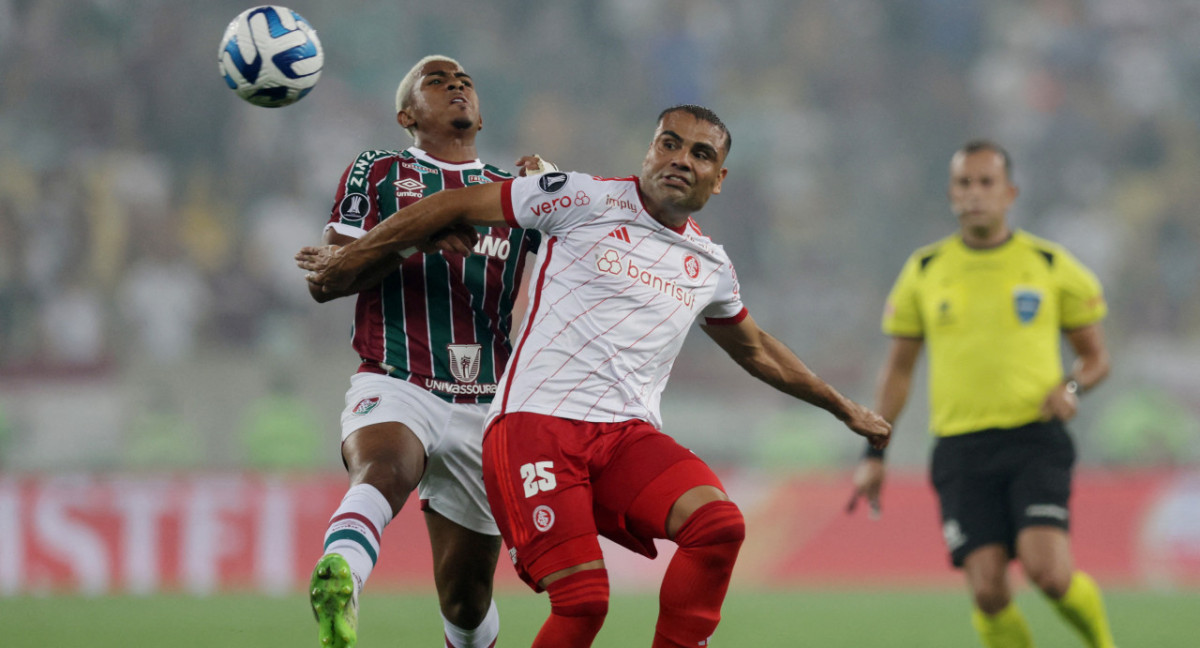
[531,568,609,648]
[653,500,746,647]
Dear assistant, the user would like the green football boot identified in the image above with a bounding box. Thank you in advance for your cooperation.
[310,553,359,648]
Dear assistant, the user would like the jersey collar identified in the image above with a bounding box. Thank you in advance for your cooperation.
[406,146,483,171]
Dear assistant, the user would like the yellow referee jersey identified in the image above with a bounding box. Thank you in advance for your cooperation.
[882,230,1106,436]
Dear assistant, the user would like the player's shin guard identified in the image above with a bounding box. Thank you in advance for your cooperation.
[971,602,1033,648]
[654,500,745,648]
[532,569,609,648]
[443,599,500,648]
[1049,571,1117,648]
[322,484,393,596]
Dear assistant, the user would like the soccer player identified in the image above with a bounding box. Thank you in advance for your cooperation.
[305,55,548,648]
[847,140,1117,648]
[299,104,892,647]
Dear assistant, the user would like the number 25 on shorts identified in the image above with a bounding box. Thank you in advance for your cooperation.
[520,461,557,497]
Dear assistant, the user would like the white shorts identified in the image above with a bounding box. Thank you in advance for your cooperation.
[340,372,498,536]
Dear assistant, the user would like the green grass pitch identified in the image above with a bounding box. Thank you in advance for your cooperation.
[10,588,1198,646]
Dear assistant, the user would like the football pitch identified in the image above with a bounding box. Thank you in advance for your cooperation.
[10,587,1198,647]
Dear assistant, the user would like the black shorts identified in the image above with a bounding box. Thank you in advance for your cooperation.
[930,419,1075,567]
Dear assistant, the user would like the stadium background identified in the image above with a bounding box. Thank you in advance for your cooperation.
[2,0,1199,645]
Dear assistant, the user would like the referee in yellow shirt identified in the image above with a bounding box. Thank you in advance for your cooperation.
[849,140,1117,648]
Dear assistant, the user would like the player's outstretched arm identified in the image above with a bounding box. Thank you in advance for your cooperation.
[297,182,507,293]
[701,315,891,449]
[846,336,922,517]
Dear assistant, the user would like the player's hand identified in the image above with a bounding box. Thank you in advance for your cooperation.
[843,401,892,451]
[1039,383,1079,422]
[296,243,360,293]
[515,154,557,177]
[419,224,479,255]
[846,458,885,519]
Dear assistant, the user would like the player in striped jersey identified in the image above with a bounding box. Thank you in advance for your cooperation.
[305,55,547,648]
[300,105,891,647]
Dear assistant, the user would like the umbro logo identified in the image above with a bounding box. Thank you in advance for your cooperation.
[394,177,425,198]
[607,227,631,244]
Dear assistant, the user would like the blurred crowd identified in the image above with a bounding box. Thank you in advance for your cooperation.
[1,0,1197,470]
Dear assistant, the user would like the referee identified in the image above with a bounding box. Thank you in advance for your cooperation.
[848,140,1117,648]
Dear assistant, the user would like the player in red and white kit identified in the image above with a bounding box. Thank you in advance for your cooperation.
[299,105,891,647]
[305,55,548,648]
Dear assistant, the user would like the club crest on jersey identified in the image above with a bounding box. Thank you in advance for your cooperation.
[447,344,483,383]
[537,172,568,194]
[339,193,370,222]
[402,160,436,175]
[533,505,555,532]
[394,177,426,199]
[352,396,381,415]
[683,255,700,279]
[1013,287,1042,324]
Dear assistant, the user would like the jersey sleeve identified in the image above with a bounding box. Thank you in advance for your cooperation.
[881,254,924,337]
[324,150,388,239]
[1055,248,1107,329]
[701,262,748,325]
[501,171,600,237]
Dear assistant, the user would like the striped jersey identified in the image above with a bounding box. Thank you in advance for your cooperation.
[489,172,747,429]
[325,146,541,404]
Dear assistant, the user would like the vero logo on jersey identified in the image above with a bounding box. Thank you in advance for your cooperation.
[530,191,590,217]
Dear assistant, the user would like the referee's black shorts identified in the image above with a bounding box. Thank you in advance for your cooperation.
[930,419,1076,567]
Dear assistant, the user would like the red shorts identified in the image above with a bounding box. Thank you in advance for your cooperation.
[482,411,724,591]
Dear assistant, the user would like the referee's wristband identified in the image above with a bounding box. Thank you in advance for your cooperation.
[863,442,886,460]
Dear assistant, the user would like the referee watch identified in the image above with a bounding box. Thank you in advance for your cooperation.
[1064,377,1083,396]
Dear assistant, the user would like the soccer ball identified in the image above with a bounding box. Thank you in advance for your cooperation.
[218,6,324,108]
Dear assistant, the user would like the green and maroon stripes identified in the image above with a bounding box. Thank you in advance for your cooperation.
[344,150,536,404]
[324,512,381,566]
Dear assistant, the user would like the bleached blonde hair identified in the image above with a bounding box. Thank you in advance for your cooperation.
[395,54,464,130]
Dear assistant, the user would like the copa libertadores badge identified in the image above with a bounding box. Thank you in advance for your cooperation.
[218,6,324,107]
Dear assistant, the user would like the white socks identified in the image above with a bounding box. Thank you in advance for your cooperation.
[443,599,500,648]
[322,483,393,596]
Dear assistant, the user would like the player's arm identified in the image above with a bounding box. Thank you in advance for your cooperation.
[701,314,891,448]
[847,335,922,517]
[1040,322,1110,421]
[306,230,402,303]
[297,182,507,293]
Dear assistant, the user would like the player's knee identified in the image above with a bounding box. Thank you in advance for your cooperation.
[675,500,746,550]
[546,568,609,622]
[1026,564,1072,599]
[438,591,493,630]
[971,583,1011,615]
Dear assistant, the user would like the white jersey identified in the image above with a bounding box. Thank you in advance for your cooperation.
[488,172,747,429]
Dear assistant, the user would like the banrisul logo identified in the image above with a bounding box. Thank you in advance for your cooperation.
[352,397,380,415]
[1013,286,1042,324]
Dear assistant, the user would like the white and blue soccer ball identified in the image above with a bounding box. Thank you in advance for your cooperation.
[218,6,324,108]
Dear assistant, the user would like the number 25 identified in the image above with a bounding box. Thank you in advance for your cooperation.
[520,461,556,498]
